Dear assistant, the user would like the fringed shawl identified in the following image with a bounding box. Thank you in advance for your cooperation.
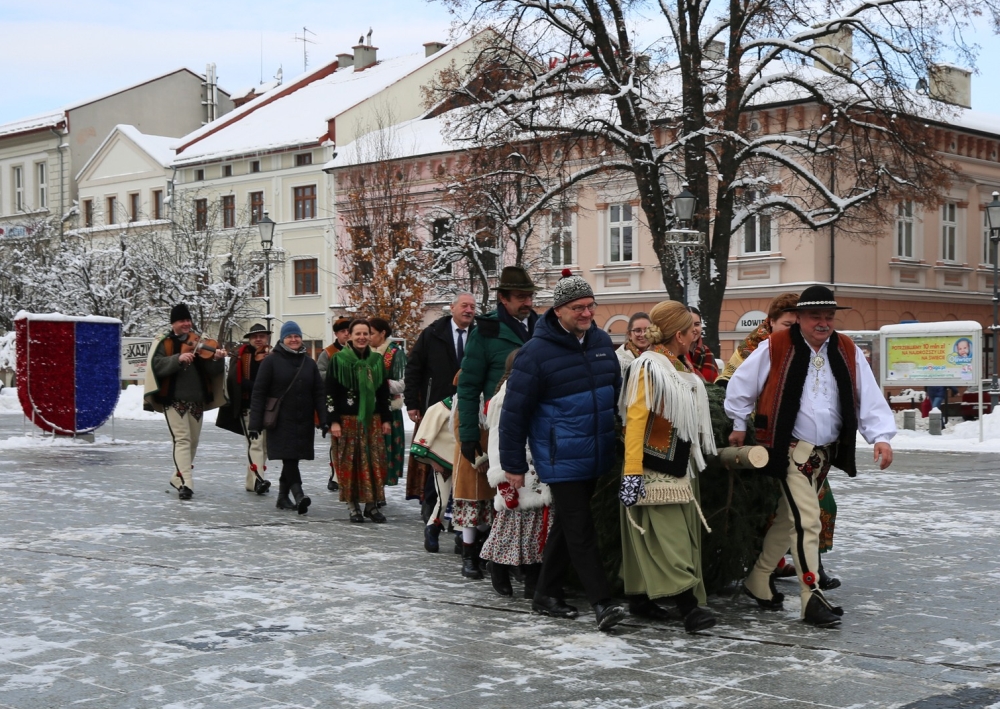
[330,345,385,424]
[619,346,717,472]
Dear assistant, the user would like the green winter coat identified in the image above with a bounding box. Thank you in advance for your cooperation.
[456,309,535,443]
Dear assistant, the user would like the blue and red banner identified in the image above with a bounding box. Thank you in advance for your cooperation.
[15,312,122,435]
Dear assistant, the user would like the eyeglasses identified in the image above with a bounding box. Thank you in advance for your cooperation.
[568,302,598,314]
[630,328,648,335]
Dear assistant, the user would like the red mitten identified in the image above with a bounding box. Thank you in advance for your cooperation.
[497,482,520,509]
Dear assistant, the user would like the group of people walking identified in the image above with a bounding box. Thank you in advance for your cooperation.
[145,268,895,633]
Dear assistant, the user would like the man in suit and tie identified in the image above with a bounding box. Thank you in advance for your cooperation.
[404,292,477,543]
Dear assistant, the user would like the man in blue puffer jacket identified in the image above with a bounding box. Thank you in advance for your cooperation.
[499,272,626,631]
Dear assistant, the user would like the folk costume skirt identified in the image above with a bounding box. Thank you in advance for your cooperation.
[480,507,552,567]
[620,471,707,605]
[333,414,388,506]
[383,408,405,487]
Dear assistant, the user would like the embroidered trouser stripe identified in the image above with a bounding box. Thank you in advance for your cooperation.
[241,411,267,490]
[328,439,338,483]
[165,407,201,490]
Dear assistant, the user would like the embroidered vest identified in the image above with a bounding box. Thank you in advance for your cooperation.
[754,326,860,477]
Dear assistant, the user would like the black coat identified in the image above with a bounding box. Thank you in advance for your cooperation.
[249,344,326,461]
[403,315,471,414]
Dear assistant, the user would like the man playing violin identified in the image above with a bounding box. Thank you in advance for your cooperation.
[229,323,273,494]
[143,303,227,500]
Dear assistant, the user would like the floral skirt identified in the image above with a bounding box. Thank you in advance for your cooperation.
[333,415,387,506]
[383,409,405,487]
[480,507,552,566]
[404,454,430,501]
[452,499,493,529]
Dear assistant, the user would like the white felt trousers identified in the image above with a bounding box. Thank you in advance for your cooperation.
[241,411,268,490]
[165,406,203,490]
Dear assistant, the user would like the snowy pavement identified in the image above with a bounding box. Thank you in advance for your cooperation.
[2,413,1000,708]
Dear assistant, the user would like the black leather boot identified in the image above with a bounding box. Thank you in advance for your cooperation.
[276,482,296,510]
[490,563,513,597]
[522,564,541,600]
[461,543,483,579]
[290,482,311,515]
[424,523,442,552]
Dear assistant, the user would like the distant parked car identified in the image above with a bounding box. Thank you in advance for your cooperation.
[889,388,926,403]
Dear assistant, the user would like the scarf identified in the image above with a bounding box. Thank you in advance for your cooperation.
[330,344,385,424]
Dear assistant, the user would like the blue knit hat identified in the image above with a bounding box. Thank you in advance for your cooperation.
[279,321,302,339]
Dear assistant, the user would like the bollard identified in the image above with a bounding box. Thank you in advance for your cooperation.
[929,409,942,436]
[903,409,916,431]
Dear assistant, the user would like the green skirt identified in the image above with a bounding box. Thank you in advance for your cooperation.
[620,474,707,604]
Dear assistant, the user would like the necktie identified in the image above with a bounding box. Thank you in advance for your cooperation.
[456,329,465,363]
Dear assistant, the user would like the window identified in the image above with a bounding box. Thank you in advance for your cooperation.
[222,195,235,228]
[608,203,634,263]
[13,166,23,211]
[195,198,208,231]
[350,226,374,282]
[223,165,232,177]
[129,193,140,222]
[106,195,118,224]
[294,185,316,220]
[250,160,261,173]
[743,191,772,254]
[152,190,163,220]
[295,153,312,166]
[942,202,957,262]
[37,163,47,208]
[896,201,915,259]
[249,192,264,225]
[83,199,93,228]
[550,208,574,266]
[195,168,205,181]
[432,218,452,275]
[294,258,319,295]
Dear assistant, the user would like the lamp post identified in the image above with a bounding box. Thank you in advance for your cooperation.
[258,212,276,326]
[985,192,1000,409]
[673,187,697,305]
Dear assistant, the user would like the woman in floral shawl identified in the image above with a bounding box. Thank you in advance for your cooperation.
[615,312,651,376]
[327,319,392,524]
[619,300,718,633]
[369,318,407,488]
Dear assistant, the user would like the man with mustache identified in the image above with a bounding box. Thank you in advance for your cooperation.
[724,285,895,627]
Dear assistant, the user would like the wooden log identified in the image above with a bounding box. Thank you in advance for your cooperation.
[718,445,768,470]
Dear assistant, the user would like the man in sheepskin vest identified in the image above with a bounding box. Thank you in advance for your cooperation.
[724,285,896,627]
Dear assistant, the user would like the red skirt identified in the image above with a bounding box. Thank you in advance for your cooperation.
[332,415,388,505]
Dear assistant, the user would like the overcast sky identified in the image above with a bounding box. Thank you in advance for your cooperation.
[2,0,1000,125]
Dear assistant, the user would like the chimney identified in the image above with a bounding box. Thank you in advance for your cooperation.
[424,41,446,57]
[704,41,725,62]
[812,24,852,73]
[353,43,378,70]
[337,52,354,68]
[928,64,972,109]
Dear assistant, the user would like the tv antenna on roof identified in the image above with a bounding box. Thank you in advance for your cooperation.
[294,27,316,72]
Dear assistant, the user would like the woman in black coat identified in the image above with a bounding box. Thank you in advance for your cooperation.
[249,321,326,514]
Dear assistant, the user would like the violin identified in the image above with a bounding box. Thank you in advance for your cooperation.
[181,332,222,359]
[254,344,271,362]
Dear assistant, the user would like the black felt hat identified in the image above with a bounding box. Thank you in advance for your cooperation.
[170,303,192,323]
[791,285,851,311]
[244,323,272,338]
[492,266,538,292]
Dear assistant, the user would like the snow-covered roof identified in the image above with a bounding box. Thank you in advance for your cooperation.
[323,115,460,170]
[0,110,66,139]
[74,125,176,182]
[173,46,460,165]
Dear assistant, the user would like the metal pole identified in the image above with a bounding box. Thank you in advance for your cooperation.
[992,231,999,410]
[682,246,689,306]
[264,250,271,325]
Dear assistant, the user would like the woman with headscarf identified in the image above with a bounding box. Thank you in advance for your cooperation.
[369,317,407,489]
[248,321,326,514]
[619,300,718,633]
[327,319,392,523]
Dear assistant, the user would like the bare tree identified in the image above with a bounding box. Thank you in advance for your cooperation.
[433,0,988,349]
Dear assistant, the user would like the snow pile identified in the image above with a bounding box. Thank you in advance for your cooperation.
[0,386,20,414]
[867,410,1000,453]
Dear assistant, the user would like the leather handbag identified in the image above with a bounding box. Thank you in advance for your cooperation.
[262,358,306,430]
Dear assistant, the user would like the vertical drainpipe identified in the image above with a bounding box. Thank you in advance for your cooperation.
[50,127,66,237]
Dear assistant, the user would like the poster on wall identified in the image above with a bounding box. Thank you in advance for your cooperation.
[121,337,155,381]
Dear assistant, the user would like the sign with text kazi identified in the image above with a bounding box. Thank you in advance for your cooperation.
[121,337,154,381]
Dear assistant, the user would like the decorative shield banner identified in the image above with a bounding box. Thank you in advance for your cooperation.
[14,312,123,434]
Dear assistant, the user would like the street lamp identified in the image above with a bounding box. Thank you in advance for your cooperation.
[673,186,697,305]
[258,212,276,325]
[985,192,1000,409]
